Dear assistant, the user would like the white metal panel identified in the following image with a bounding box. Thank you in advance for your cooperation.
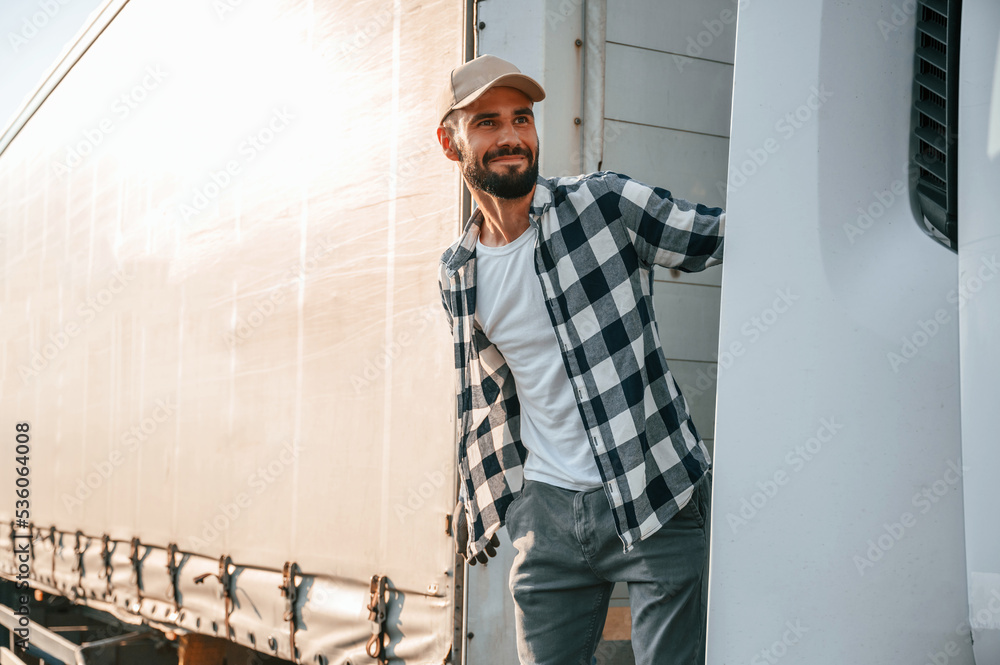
[475,0,584,178]
[663,359,717,440]
[707,1,970,663]
[656,266,723,288]
[582,0,608,174]
[652,284,722,363]
[604,42,733,136]
[958,0,1000,661]
[602,120,730,208]
[606,0,737,65]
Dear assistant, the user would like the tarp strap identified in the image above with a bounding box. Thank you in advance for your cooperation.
[48,527,57,586]
[366,573,389,664]
[192,554,235,639]
[129,537,144,612]
[100,534,114,597]
[280,561,301,662]
[166,543,181,616]
[72,530,87,599]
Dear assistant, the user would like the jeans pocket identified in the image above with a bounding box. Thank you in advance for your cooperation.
[682,477,708,529]
[698,472,711,526]
[504,482,530,529]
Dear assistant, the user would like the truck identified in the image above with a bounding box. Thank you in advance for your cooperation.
[1,0,997,663]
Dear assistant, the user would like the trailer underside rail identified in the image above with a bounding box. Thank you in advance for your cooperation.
[0,602,80,665]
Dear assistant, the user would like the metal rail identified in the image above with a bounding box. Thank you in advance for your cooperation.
[0,647,28,665]
[0,603,81,665]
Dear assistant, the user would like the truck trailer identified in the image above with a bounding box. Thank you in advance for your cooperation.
[1,0,998,664]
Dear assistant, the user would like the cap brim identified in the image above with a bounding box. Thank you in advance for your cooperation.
[451,73,546,114]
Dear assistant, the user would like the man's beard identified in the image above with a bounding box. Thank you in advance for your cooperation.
[455,142,539,200]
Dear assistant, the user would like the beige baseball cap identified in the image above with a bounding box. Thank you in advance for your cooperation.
[438,54,545,125]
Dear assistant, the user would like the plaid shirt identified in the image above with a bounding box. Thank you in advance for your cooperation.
[438,171,724,560]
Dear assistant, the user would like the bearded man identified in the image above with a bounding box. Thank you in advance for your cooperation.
[436,54,724,665]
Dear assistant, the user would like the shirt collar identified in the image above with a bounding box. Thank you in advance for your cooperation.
[444,175,555,276]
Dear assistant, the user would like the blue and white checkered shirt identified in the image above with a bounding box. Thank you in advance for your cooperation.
[439,171,724,560]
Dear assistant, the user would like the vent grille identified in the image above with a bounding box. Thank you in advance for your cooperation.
[910,0,961,250]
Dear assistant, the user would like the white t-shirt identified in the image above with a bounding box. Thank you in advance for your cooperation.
[474,225,604,491]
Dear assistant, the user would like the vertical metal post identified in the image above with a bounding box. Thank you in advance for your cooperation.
[0,582,16,650]
[456,3,477,665]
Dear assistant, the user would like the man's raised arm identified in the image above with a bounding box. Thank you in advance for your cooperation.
[597,171,725,272]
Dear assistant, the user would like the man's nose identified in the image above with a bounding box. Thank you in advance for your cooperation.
[495,121,521,147]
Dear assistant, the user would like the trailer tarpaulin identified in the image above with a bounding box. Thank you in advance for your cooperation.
[0,1,465,662]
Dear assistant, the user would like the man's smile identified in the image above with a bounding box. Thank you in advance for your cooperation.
[489,155,526,165]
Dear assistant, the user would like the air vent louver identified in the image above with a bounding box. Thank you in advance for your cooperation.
[910,0,961,251]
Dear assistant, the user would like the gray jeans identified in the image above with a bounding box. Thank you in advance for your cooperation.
[505,472,710,665]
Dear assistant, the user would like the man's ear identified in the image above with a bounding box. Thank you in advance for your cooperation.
[437,125,461,163]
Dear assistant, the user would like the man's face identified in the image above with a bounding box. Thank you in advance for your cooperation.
[442,86,539,200]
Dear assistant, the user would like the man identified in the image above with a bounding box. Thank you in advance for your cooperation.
[436,54,724,665]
